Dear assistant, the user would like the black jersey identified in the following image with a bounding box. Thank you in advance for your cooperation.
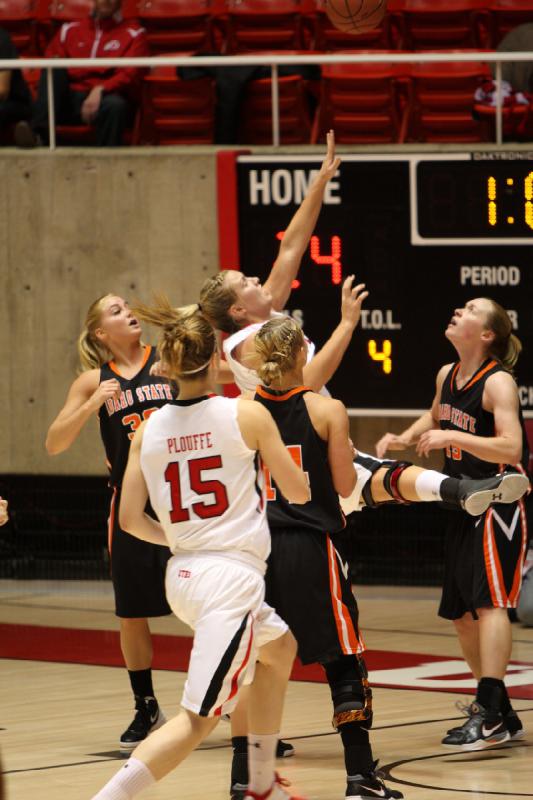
[98,345,173,487]
[439,359,530,480]
[254,385,345,534]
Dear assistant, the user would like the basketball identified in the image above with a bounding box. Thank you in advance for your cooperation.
[324,0,387,34]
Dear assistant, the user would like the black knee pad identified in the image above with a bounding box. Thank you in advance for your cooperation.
[382,460,413,504]
[325,656,373,731]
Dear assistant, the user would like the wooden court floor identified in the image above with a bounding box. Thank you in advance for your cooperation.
[1,581,532,800]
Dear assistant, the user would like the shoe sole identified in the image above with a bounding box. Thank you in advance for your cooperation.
[119,710,167,753]
[463,473,530,516]
[442,730,511,751]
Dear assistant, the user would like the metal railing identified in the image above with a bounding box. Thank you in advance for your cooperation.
[2,50,532,150]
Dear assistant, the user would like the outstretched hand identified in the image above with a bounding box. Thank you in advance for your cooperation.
[318,129,341,183]
[340,274,368,329]
[375,432,411,459]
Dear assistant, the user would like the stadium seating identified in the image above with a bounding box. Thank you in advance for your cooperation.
[239,71,313,143]
[0,0,37,55]
[397,0,490,50]
[309,0,403,51]
[135,0,215,55]
[312,58,409,144]
[489,0,533,46]
[406,60,492,142]
[223,0,304,54]
[140,65,216,144]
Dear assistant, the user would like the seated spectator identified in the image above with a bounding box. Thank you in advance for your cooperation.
[0,27,32,141]
[15,0,147,147]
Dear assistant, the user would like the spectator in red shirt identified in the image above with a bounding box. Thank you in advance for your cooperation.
[15,0,147,147]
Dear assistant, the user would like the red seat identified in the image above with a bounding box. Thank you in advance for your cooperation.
[223,0,304,54]
[136,0,214,55]
[140,65,216,144]
[309,0,402,51]
[312,57,408,144]
[397,0,489,50]
[239,72,313,143]
[407,60,492,143]
[489,0,533,47]
[0,0,37,55]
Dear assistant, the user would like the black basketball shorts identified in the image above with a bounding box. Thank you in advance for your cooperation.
[265,526,365,665]
[108,486,172,619]
[439,499,529,620]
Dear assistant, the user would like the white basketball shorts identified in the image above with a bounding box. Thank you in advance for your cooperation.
[165,552,288,717]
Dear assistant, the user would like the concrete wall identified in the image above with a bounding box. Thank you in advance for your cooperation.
[0,148,434,476]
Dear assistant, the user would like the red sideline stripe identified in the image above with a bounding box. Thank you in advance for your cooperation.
[2,624,532,699]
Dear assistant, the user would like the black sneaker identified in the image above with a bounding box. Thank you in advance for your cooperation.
[441,702,510,750]
[119,695,166,753]
[276,739,295,758]
[346,762,403,799]
[447,702,524,742]
[459,472,529,516]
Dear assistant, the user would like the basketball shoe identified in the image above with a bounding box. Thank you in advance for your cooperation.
[451,472,529,516]
[119,695,166,753]
[244,774,306,799]
[346,762,403,799]
[446,701,524,742]
[441,702,510,750]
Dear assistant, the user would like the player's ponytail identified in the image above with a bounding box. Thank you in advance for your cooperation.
[255,317,305,386]
[483,298,522,372]
[199,271,240,334]
[77,294,114,372]
[133,294,216,380]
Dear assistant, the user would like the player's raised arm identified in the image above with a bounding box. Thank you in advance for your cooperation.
[237,399,310,504]
[303,274,368,392]
[263,130,341,311]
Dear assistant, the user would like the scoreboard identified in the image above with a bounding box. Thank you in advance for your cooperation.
[217,152,533,415]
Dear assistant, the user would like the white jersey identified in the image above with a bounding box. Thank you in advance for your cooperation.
[140,395,270,567]
[223,314,330,395]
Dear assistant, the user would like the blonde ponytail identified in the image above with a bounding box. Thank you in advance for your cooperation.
[133,294,216,380]
[483,298,522,372]
[255,317,305,386]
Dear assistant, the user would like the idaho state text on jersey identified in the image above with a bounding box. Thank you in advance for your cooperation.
[439,402,477,433]
[104,383,173,416]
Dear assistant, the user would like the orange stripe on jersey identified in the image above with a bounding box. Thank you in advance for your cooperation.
[326,536,363,655]
[109,344,152,378]
[255,385,311,402]
[508,499,528,606]
[462,360,498,392]
[107,486,118,554]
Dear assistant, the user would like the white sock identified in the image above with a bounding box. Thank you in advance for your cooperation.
[414,470,446,502]
[248,732,278,795]
[91,757,156,800]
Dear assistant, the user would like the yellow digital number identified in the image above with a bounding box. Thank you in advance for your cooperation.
[368,340,392,374]
[487,176,497,226]
[525,171,533,231]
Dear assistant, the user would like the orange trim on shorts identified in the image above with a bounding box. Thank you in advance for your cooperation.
[508,499,528,607]
[107,486,118,555]
[326,536,362,655]
[483,509,508,607]
[108,344,152,378]
[255,385,311,402]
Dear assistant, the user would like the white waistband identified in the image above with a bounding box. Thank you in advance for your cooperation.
[170,549,266,577]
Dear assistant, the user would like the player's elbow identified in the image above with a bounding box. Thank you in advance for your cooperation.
[45,433,64,456]
[119,506,137,533]
[286,479,311,505]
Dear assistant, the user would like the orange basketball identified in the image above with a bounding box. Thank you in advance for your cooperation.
[324,0,387,34]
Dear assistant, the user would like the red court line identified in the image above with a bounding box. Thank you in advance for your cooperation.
[1,623,532,699]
